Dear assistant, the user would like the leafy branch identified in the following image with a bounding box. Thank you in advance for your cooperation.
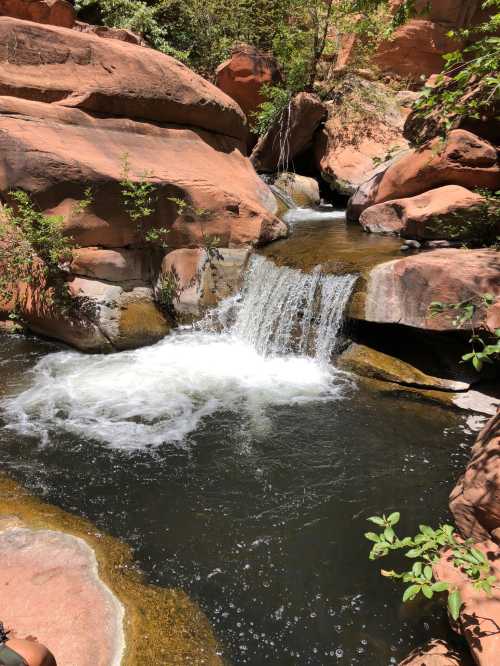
[429,293,500,372]
[365,513,497,620]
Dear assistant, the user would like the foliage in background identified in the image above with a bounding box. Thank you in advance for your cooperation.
[365,512,498,621]
[429,293,500,372]
[0,191,76,311]
[412,0,500,139]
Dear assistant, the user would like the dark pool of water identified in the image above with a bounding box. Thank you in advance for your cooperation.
[0,334,474,665]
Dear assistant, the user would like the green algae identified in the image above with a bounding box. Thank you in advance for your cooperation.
[0,474,224,666]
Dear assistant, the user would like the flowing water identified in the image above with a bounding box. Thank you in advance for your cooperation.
[0,248,475,664]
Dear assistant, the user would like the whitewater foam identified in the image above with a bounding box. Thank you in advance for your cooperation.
[2,332,350,449]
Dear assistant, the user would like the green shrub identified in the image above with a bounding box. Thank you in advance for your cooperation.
[0,191,76,310]
[365,512,498,620]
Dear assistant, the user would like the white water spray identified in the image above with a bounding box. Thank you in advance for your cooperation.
[2,257,357,449]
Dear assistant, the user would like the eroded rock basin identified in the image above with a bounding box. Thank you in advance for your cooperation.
[0,332,479,665]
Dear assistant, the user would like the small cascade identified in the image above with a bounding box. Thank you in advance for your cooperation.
[269,183,297,211]
[232,256,357,364]
[275,99,294,174]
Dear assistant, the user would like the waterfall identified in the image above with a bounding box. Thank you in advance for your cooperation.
[229,256,357,364]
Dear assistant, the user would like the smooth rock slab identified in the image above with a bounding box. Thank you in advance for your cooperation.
[0,527,124,666]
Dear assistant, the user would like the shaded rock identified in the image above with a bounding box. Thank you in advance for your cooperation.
[434,539,500,666]
[0,527,124,666]
[273,173,320,208]
[450,410,500,543]
[359,185,487,239]
[70,248,155,284]
[216,45,281,123]
[337,343,469,391]
[0,0,75,27]
[73,20,146,46]
[355,249,500,332]
[23,278,171,352]
[399,639,472,666]
[373,19,460,80]
[251,93,327,173]
[351,130,500,217]
[314,77,409,195]
[0,17,246,140]
[160,247,250,319]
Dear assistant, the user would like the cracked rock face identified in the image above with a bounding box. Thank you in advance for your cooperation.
[0,527,124,666]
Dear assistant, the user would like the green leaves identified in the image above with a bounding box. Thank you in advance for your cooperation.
[448,589,462,621]
[365,512,498,619]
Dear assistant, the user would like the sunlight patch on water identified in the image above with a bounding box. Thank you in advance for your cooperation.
[2,332,350,450]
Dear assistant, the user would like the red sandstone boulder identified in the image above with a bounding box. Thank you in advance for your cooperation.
[399,639,471,666]
[355,249,500,332]
[0,17,246,141]
[373,19,460,80]
[359,185,487,239]
[0,96,283,250]
[351,130,500,216]
[70,248,155,284]
[251,92,327,173]
[216,46,281,123]
[450,411,500,543]
[434,540,500,666]
[160,248,250,318]
[314,77,409,195]
[0,0,74,27]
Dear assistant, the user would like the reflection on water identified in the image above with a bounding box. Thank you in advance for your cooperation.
[0,334,473,665]
[263,209,402,274]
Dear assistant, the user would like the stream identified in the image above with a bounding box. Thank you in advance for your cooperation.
[0,212,475,665]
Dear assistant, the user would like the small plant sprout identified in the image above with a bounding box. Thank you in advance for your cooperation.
[365,513,498,621]
[120,153,158,224]
[72,187,94,217]
[429,293,500,372]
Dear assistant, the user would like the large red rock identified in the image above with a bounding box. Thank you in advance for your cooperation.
[351,130,500,216]
[0,17,246,141]
[251,92,327,173]
[216,46,281,122]
[0,96,283,250]
[0,0,74,27]
[0,527,124,666]
[434,540,500,666]
[70,248,155,284]
[314,77,409,195]
[450,411,500,543]
[373,19,460,79]
[356,249,500,332]
[359,185,487,239]
[399,639,472,666]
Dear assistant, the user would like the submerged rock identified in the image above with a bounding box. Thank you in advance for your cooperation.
[0,474,224,666]
[359,185,487,239]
